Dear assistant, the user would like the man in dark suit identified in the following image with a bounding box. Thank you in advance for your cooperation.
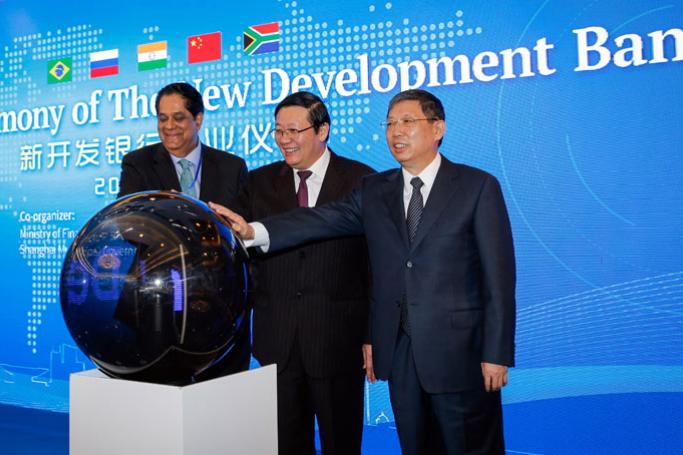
[229,91,373,455]
[118,82,251,377]
[118,82,247,206]
[212,89,516,454]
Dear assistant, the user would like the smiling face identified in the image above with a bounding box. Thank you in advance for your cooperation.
[385,99,445,175]
[275,105,328,170]
[157,93,203,157]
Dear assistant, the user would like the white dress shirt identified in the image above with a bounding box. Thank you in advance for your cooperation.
[293,147,331,208]
[169,141,202,197]
[249,148,331,250]
[401,153,442,217]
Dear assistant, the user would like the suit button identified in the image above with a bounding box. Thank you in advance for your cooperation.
[406,260,413,268]
[296,291,303,298]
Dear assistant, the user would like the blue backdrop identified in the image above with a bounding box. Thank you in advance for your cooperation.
[1,0,681,453]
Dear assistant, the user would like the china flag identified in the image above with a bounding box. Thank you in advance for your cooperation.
[187,32,222,63]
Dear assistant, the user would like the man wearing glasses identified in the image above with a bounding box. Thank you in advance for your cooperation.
[213,89,516,454]
[228,91,373,455]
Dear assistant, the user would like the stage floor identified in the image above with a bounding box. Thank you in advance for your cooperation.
[1,393,680,454]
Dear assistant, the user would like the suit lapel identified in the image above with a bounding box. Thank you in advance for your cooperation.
[382,169,409,248]
[199,145,217,202]
[273,162,298,211]
[410,157,460,251]
[316,151,344,206]
[152,143,181,191]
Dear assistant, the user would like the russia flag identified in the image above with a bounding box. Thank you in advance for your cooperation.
[90,49,119,78]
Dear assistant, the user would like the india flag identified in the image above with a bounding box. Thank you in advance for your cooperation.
[137,41,168,71]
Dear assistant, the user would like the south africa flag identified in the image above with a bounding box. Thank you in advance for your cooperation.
[243,22,280,55]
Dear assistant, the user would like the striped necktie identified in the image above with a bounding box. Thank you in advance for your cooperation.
[406,177,424,243]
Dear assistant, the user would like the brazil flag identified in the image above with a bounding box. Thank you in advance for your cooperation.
[48,58,72,84]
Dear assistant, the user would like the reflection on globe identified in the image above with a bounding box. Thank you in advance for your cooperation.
[60,191,249,384]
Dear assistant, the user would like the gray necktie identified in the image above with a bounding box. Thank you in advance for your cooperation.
[406,177,424,243]
[178,159,196,198]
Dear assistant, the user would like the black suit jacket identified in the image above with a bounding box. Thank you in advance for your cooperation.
[264,156,516,393]
[117,141,250,378]
[118,142,247,205]
[231,152,374,378]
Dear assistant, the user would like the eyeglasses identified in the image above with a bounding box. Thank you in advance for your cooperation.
[380,118,438,130]
[271,125,315,139]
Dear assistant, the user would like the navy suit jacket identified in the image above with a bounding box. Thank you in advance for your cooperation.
[263,156,516,393]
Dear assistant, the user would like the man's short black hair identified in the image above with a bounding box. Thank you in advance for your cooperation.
[387,89,445,121]
[387,89,445,145]
[274,91,331,141]
[155,82,204,118]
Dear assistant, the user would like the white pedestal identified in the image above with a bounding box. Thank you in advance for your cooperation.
[70,365,278,455]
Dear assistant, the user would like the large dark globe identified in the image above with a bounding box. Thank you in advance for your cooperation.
[60,191,248,384]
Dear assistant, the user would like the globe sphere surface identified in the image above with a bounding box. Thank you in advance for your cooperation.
[60,191,248,384]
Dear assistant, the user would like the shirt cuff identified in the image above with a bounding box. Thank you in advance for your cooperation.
[244,221,270,252]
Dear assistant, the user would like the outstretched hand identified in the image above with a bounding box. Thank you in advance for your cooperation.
[208,202,255,240]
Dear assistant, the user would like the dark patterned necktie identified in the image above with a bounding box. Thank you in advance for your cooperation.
[406,177,424,243]
[297,170,313,207]
[401,177,424,336]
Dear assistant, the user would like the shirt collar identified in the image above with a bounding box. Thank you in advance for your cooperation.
[169,141,202,168]
[401,152,441,188]
[297,147,331,179]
